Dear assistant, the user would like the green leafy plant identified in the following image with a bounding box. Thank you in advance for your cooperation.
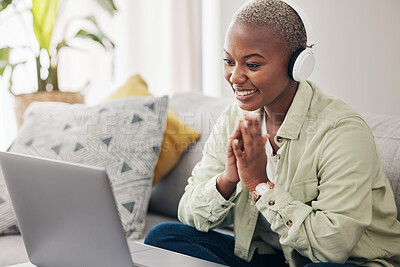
[0,0,116,95]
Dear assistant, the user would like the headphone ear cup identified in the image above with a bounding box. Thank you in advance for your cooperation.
[288,48,304,81]
[288,47,315,82]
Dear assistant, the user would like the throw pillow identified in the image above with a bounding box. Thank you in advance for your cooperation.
[105,74,200,185]
[0,96,168,240]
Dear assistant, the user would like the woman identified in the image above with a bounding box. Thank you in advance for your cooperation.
[145,0,400,266]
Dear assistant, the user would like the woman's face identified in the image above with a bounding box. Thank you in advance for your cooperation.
[223,21,296,112]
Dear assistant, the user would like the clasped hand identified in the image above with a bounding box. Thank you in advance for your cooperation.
[222,113,270,193]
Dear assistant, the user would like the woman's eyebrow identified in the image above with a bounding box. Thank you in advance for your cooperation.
[243,53,265,60]
[223,50,265,60]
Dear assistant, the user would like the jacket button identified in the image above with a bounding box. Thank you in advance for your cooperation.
[286,220,293,227]
[221,205,228,209]
[268,200,275,206]
[276,136,283,143]
[285,260,289,265]
[207,220,212,225]
[276,154,281,159]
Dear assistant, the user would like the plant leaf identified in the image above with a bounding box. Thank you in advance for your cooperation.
[0,47,11,75]
[0,0,13,11]
[75,29,106,49]
[0,64,8,76]
[32,0,58,51]
[83,16,115,48]
[74,16,114,49]
[95,0,117,16]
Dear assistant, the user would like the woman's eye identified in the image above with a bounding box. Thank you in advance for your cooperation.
[223,58,234,65]
[247,63,260,69]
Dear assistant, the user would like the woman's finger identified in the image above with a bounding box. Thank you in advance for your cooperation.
[239,118,253,150]
[244,113,262,140]
[228,136,234,154]
[232,139,243,159]
[232,126,241,139]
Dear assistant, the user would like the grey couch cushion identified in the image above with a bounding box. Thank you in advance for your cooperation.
[149,93,233,218]
[362,113,400,220]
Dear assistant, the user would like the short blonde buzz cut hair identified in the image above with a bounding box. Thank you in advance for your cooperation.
[233,0,307,55]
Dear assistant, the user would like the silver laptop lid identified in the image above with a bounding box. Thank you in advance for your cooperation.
[0,151,133,267]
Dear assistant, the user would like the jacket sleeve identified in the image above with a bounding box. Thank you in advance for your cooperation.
[256,116,376,263]
[178,104,242,232]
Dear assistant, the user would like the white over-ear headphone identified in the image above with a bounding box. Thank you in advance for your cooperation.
[280,0,316,82]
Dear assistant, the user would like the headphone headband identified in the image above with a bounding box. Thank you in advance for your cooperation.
[280,0,315,48]
[279,0,316,81]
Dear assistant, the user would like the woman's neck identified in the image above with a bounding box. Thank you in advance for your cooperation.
[264,81,298,126]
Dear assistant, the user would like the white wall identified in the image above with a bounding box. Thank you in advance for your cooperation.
[203,0,400,116]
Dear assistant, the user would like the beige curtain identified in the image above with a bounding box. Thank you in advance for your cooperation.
[116,0,202,96]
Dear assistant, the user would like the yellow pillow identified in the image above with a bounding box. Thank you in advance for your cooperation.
[105,74,200,185]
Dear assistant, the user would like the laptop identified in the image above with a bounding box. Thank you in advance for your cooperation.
[0,151,225,267]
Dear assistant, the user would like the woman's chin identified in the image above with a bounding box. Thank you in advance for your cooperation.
[236,102,261,112]
[234,90,262,111]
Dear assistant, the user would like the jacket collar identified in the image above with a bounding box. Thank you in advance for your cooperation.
[276,81,313,141]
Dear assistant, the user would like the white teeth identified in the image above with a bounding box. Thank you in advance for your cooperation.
[236,89,257,96]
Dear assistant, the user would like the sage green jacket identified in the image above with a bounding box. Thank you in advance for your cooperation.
[178,81,400,267]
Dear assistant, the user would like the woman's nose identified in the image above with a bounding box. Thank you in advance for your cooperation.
[230,66,246,84]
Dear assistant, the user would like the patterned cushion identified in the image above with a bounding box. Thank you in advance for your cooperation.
[0,96,168,239]
[104,74,201,186]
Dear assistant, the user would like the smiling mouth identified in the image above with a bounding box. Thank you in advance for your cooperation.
[235,89,258,96]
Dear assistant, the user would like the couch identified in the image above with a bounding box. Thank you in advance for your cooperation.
[0,92,399,266]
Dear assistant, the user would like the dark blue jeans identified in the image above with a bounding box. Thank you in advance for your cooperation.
[144,222,358,267]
